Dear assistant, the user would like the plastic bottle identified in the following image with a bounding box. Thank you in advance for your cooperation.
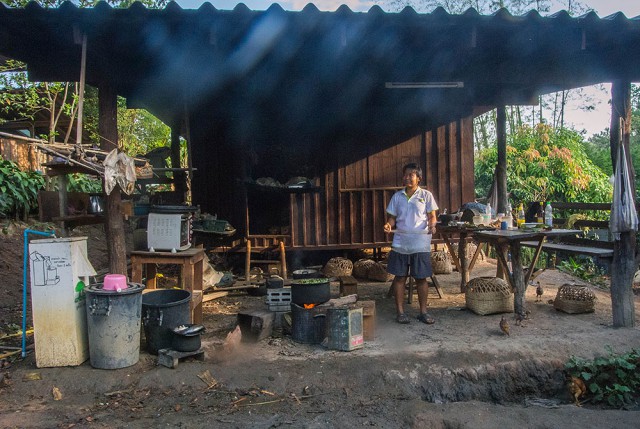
[517,204,525,228]
[484,203,492,224]
[544,202,553,227]
[505,203,513,228]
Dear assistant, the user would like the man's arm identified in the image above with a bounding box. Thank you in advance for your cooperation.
[427,211,437,234]
[384,214,396,233]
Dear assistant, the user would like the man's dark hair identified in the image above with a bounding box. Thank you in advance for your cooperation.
[403,163,422,179]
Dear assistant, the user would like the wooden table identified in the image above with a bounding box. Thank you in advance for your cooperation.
[130,248,205,324]
[473,228,581,315]
[437,224,489,293]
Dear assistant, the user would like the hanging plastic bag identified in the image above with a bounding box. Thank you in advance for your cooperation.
[103,149,136,195]
[610,142,638,240]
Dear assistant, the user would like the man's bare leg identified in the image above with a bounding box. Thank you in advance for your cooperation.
[392,275,408,315]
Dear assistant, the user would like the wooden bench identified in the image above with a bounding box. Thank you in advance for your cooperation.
[521,236,614,268]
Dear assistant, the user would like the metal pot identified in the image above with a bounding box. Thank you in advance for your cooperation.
[171,324,204,352]
[88,195,104,214]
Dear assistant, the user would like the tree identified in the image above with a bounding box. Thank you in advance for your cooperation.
[585,84,640,193]
[475,124,612,205]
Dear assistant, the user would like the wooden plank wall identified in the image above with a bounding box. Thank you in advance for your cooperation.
[289,115,475,249]
[0,138,49,171]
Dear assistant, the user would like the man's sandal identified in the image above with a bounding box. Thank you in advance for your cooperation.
[417,313,435,324]
[396,313,410,324]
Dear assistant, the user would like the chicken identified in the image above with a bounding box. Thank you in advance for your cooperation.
[514,310,530,326]
[535,282,544,302]
[499,315,510,336]
[567,375,587,406]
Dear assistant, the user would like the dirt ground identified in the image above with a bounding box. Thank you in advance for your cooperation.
[1,222,640,428]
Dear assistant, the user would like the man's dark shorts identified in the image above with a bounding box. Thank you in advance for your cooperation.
[386,251,433,279]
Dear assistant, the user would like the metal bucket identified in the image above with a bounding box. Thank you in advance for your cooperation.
[291,303,326,344]
[141,289,191,354]
[85,283,145,369]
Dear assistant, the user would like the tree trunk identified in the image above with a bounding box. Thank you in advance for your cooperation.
[99,83,127,276]
[610,80,636,328]
[496,105,508,214]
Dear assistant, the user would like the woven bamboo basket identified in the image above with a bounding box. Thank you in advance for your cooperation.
[431,250,452,274]
[352,259,376,279]
[465,277,514,315]
[323,257,353,277]
[452,242,479,261]
[554,284,596,314]
[368,262,394,282]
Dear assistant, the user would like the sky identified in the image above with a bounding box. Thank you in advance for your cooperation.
[175,0,640,137]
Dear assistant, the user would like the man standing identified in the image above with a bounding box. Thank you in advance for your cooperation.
[383,163,438,324]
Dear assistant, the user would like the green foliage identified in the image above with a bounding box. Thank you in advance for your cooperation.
[584,84,640,196]
[557,256,607,286]
[66,173,102,194]
[117,97,171,156]
[0,157,45,219]
[475,124,612,206]
[565,347,640,408]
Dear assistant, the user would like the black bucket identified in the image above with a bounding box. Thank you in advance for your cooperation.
[291,303,326,344]
[142,289,191,354]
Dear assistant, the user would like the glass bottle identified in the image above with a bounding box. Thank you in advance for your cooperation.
[536,202,544,224]
[517,203,525,228]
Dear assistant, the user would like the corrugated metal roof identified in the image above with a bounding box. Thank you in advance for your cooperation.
[0,1,639,144]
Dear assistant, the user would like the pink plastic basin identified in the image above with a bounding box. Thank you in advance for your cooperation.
[103,274,128,291]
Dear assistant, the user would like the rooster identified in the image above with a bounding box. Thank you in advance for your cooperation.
[535,282,544,302]
[567,375,587,406]
[499,315,510,336]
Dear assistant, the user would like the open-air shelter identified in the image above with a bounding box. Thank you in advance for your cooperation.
[0,2,637,325]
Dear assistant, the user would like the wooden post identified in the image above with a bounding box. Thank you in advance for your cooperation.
[170,126,186,201]
[495,105,508,214]
[279,240,288,279]
[610,80,636,328]
[495,105,509,280]
[98,83,127,275]
[245,239,251,282]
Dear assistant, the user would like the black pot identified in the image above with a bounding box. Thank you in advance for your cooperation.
[291,278,331,305]
[171,324,204,352]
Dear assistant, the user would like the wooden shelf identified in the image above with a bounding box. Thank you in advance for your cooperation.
[42,162,98,177]
[52,214,104,228]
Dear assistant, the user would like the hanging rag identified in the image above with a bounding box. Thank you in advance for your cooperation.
[610,142,638,240]
[103,149,137,195]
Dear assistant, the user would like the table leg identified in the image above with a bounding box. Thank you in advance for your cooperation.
[193,259,203,324]
[146,264,157,289]
[442,235,461,272]
[511,242,526,316]
[131,258,143,283]
[458,233,469,293]
[494,244,513,288]
[524,238,545,285]
[468,241,483,271]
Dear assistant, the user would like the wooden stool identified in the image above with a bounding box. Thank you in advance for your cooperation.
[407,275,443,304]
[131,248,205,324]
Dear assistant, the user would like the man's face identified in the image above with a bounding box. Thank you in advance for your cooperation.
[402,169,420,188]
